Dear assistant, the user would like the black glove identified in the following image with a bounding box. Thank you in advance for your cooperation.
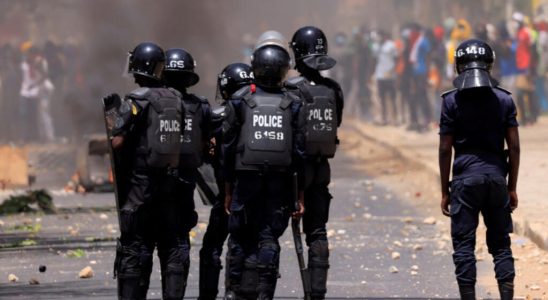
[102,93,122,110]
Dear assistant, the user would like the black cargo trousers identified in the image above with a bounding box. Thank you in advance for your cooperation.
[226,170,292,299]
[114,168,196,300]
[449,174,515,287]
[198,166,229,300]
[303,158,332,299]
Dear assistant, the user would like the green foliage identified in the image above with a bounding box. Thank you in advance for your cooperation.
[6,223,42,233]
[66,249,86,258]
[20,239,37,246]
[0,190,55,215]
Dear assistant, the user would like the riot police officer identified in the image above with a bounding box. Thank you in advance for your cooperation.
[223,43,305,299]
[439,39,519,300]
[162,47,211,298]
[108,42,185,300]
[285,26,344,300]
[198,63,254,300]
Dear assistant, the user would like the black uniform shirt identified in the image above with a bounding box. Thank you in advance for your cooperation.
[439,87,519,180]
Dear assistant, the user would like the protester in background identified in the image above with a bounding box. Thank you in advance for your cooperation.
[408,24,432,131]
[513,12,538,125]
[429,26,447,121]
[373,30,398,125]
[535,19,548,112]
[19,45,55,143]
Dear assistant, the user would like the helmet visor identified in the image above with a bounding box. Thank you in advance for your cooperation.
[215,75,226,104]
[302,55,337,71]
[453,68,499,90]
[122,52,132,78]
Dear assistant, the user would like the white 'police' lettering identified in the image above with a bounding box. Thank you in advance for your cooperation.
[184,118,193,131]
[308,108,333,121]
[253,114,283,128]
[160,120,180,132]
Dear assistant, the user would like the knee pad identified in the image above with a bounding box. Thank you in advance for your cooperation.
[309,239,329,265]
[116,239,153,300]
[258,241,280,267]
[115,239,153,279]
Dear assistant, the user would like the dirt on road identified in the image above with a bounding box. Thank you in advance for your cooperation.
[339,125,548,300]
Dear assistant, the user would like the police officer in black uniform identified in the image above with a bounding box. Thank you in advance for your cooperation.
[109,42,185,300]
[439,39,519,300]
[162,48,210,298]
[198,63,254,300]
[285,26,344,300]
[223,43,305,300]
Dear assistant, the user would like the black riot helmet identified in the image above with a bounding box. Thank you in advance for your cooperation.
[453,39,498,90]
[163,48,200,87]
[251,44,290,88]
[128,42,165,81]
[216,63,254,102]
[290,26,336,71]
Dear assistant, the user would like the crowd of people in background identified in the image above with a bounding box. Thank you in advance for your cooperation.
[0,40,87,143]
[333,12,548,131]
[2,12,548,144]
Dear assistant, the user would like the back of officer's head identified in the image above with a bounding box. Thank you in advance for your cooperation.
[251,45,290,89]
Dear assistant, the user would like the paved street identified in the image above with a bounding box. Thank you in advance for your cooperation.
[0,127,541,299]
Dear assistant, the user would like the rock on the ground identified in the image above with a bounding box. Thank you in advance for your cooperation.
[99,213,108,220]
[402,217,413,223]
[391,252,401,260]
[411,265,419,271]
[8,274,18,282]
[413,244,423,251]
[529,284,541,291]
[29,278,40,285]
[423,217,437,225]
[78,266,94,279]
[389,266,399,273]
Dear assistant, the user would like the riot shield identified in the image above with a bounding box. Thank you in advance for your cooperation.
[102,94,131,228]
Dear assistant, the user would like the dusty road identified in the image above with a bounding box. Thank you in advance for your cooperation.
[0,125,546,299]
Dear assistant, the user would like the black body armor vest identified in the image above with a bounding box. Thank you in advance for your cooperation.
[235,90,293,171]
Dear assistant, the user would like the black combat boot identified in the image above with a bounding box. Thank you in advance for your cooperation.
[498,281,514,300]
[458,284,476,300]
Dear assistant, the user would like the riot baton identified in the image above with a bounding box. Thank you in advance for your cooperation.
[291,172,312,300]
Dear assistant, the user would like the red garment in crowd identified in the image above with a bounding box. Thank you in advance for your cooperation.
[516,27,531,71]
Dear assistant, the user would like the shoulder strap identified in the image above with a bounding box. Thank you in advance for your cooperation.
[441,88,457,98]
[284,76,306,89]
[127,87,150,99]
[495,86,512,95]
[279,96,292,110]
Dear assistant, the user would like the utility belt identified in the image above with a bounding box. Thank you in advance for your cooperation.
[234,144,291,173]
[305,156,329,164]
[235,163,289,174]
[455,149,508,161]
